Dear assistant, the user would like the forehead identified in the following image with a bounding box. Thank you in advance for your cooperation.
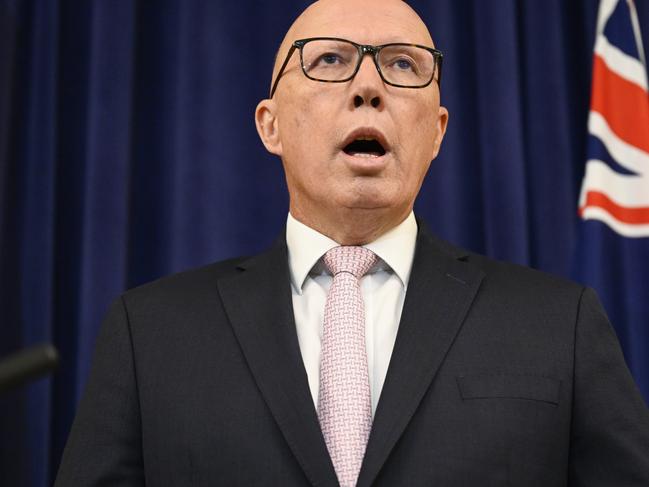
[289,0,433,47]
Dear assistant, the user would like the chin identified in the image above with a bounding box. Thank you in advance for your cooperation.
[340,197,396,213]
[344,184,402,209]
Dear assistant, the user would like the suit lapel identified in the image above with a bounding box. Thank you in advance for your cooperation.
[357,228,485,487]
[217,240,339,487]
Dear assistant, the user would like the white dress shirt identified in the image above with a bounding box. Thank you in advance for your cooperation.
[286,212,418,416]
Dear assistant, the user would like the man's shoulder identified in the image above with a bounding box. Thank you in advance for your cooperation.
[469,251,582,292]
[422,231,585,298]
[119,254,252,310]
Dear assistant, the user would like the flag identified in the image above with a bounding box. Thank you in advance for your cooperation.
[575,0,649,403]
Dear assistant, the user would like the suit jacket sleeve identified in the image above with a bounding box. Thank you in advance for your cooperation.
[54,296,144,486]
[569,287,649,486]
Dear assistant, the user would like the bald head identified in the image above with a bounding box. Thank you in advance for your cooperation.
[271,0,435,88]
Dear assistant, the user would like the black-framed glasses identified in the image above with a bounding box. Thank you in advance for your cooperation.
[269,37,443,98]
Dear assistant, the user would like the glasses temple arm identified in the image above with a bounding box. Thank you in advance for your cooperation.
[269,45,297,98]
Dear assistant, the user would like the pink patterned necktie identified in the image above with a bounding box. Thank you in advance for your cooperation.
[318,246,378,487]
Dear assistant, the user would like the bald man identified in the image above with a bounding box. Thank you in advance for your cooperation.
[56,1,649,486]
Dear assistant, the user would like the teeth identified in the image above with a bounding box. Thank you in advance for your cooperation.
[349,152,380,158]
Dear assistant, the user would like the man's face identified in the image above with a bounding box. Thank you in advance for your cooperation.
[256,0,448,239]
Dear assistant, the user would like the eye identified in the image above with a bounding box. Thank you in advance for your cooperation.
[316,52,343,66]
[392,57,416,72]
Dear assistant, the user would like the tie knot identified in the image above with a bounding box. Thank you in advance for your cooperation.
[323,246,378,278]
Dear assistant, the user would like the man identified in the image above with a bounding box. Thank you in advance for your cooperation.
[56,0,649,486]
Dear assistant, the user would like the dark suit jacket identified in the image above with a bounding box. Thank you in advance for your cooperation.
[55,226,649,486]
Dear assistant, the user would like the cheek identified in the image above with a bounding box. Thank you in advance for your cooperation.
[392,101,439,185]
[398,115,437,160]
[411,104,441,158]
[280,100,319,144]
[277,107,307,161]
[414,97,440,131]
[281,101,338,165]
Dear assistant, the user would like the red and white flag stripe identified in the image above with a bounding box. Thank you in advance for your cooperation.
[578,0,649,237]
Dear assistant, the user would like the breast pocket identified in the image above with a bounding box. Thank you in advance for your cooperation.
[457,373,561,406]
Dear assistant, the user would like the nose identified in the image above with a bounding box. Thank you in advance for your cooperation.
[350,55,383,110]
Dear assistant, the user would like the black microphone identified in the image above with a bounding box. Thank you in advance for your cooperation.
[0,344,60,393]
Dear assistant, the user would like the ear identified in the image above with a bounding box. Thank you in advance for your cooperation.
[431,105,449,160]
[255,99,282,156]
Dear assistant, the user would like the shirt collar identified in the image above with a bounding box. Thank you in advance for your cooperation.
[286,212,418,295]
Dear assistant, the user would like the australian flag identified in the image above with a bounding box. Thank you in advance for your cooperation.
[575,0,649,403]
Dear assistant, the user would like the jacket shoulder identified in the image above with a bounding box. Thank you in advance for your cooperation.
[422,230,585,299]
[120,255,249,310]
[468,251,583,294]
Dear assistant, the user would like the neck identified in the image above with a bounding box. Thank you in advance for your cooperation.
[289,205,412,245]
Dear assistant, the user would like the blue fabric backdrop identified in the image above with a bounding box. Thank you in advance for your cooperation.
[1,1,648,485]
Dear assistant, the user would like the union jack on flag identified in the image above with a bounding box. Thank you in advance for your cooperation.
[575,0,649,404]
[578,0,649,235]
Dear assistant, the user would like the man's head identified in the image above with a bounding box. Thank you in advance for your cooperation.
[255,0,448,244]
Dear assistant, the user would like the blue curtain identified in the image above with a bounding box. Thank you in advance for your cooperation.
[1,1,648,485]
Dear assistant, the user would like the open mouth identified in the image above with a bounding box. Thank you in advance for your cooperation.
[343,137,387,158]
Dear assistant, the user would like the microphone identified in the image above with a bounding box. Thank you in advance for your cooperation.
[0,344,60,393]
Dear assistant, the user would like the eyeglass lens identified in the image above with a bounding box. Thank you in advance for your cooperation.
[301,39,436,86]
